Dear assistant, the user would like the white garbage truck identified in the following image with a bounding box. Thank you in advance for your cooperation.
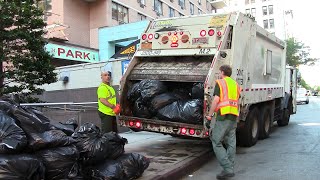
[119,12,297,147]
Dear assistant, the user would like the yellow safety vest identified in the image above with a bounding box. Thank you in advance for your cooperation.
[97,83,116,116]
[215,77,241,116]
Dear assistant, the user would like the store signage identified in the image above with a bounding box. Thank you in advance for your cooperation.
[45,43,100,62]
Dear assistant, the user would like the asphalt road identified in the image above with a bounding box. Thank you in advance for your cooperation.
[184,96,320,180]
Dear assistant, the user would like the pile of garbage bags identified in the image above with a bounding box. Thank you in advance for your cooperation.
[127,80,204,124]
[0,99,150,179]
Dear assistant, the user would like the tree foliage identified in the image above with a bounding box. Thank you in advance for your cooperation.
[286,37,318,67]
[299,78,311,90]
[0,0,57,99]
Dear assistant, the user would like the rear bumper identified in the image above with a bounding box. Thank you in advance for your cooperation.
[119,115,209,138]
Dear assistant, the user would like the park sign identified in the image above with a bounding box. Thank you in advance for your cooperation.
[45,43,100,62]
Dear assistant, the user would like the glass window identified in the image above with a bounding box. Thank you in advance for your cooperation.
[179,0,185,9]
[198,8,202,14]
[263,19,268,29]
[245,0,249,5]
[198,0,201,5]
[245,9,250,14]
[262,6,267,15]
[138,13,147,20]
[206,0,211,11]
[169,7,175,17]
[269,19,274,28]
[112,2,129,23]
[251,8,256,17]
[154,0,163,15]
[140,0,146,5]
[268,5,273,15]
[251,0,255,3]
[37,0,52,12]
[190,2,194,15]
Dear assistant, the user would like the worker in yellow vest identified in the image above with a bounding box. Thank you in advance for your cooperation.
[205,65,241,179]
[97,71,120,133]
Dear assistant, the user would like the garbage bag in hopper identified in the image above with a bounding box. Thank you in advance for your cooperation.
[127,82,142,103]
[140,80,167,103]
[172,88,191,100]
[157,99,203,124]
[85,160,124,180]
[0,154,45,180]
[103,132,128,160]
[0,111,27,154]
[28,130,77,151]
[191,83,204,99]
[117,153,150,180]
[36,145,79,180]
[150,93,179,113]
[133,97,153,118]
[50,118,78,136]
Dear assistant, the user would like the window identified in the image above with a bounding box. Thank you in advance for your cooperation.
[268,5,273,15]
[138,13,147,20]
[251,8,256,17]
[154,0,163,15]
[139,0,146,6]
[262,6,267,15]
[169,7,175,17]
[245,9,250,14]
[269,19,274,28]
[112,2,129,23]
[37,0,52,20]
[265,50,272,75]
[198,0,201,5]
[263,19,268,29]
[179,0,185,9]
[190,2,194,15]
[251,0,255,3]
[198,8,202,14]
[245,0,249,5]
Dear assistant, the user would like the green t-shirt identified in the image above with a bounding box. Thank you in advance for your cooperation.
[213,85,237,121]
[97,83,116,116]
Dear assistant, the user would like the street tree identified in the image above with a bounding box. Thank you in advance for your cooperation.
[285,37,318,67]
[299,78,311,90]
[0,0,57,100]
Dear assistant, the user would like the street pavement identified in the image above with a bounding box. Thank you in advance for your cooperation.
[183,96,320,180]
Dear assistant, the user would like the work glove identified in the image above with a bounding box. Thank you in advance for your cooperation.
[205,115,212,129]
[113,104,121,114]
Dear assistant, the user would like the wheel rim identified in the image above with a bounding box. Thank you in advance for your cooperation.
[264,114,270,133]
[252,117,258,138]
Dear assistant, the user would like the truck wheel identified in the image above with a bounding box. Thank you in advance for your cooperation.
[238,107,259,147]
[277,109,290,126]
[259,106,272,139]
[306,100,309,104]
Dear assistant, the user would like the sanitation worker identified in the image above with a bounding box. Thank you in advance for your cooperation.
[97,70,120,133]
[205,65,241,179]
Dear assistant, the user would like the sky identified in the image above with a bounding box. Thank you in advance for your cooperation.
[285,0,320,87]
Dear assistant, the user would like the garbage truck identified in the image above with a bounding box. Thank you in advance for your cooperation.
[118,12,297,147]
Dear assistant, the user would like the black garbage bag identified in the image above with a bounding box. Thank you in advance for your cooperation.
[172,88,191,100]
[127,82,142,103]
[28,130,77,151]
[103,132,128,160]
[0,154,45,180]
[0,111,27,154]
[117,153,150,180]
[23,106,52,123]
[0,100,15,113]
[140,80,167,103]
[85,160,124,180]
[8,105,50,134]
[156,99,203,124]
[37,145,79,180]
[133,97,153,118]
[50,118,78,136]
[191,83,204,99]
[150,93,179,113]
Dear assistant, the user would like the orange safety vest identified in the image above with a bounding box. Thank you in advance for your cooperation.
[214,77,241,116]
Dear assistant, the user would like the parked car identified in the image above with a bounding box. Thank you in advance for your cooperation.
[297,88,309,104]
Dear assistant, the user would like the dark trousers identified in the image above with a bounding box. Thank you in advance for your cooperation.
[98,111,118,133]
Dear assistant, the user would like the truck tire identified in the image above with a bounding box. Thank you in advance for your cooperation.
[277,109,290,126]
[238,107,259,147]
[259,106,272,139]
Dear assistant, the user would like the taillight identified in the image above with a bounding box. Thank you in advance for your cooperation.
[217,31,222,37]
[162,36,169,44]
[205,131,209,136]
[196,130,201,135]
[181,34,189,43]
[142,34,147,40]
[154,33,160,39]
[135,121,141,128]
[174,31,178,35]
[168,32,172,36]
[148,34,154,40]
[181,127,187,135]
[189,129,195,135]
[129,121,134,126]
[200,30,206,37]
[180,31,184,35]
[208,29,215,36]
[171,35,178,43]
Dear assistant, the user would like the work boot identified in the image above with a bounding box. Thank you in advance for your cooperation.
[216,170,235,179]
